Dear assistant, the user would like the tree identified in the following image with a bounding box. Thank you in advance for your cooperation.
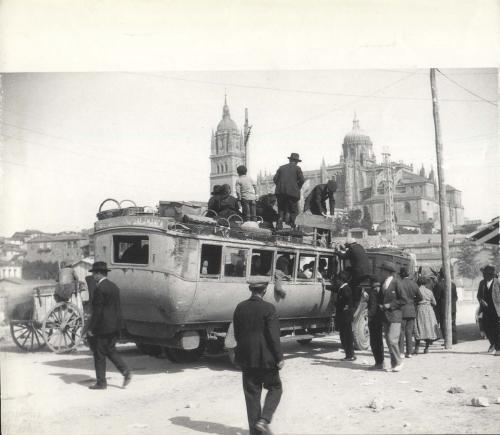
[455,241,480,288]
[421,220,434,234]
[361,206,373,232]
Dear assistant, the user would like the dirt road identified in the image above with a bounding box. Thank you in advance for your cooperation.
[2,302,499,435]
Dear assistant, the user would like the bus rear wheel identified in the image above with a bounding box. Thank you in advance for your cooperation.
[165,343,206,363]
[353,307,370,351]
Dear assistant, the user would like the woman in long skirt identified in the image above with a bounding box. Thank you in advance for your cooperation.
[414,275,439,354]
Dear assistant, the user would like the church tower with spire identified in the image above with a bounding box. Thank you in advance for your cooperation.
[209,96,249,194]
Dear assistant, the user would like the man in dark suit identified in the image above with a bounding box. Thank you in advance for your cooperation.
[398,267,420,358]
[434,268,459,344]
[366,278,385,370]
[477,265,500,355]
[233,280,284,435]
[87,261,131,390]
[273,152,305,229]
[303,180,337,216]
[335,271,355,361]
[337,238,371,305]
[379,261,406,372]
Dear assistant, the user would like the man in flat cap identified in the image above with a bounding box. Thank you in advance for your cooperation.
[233,280,284,434]
[378,261,406,372]
[273,152,305,229]
[477,265,500,355]
[87,261,131,389]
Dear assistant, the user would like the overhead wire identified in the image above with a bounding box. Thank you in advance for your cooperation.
[436,69,497,106]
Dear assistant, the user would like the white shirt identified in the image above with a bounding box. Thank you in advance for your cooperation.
[339,283,348,289]
[97,277,107,285]
[486,279,493,290]
[383,275,393,290]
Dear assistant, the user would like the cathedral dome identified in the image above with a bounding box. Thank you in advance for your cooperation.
[217,96,239,132]
[343,114,373,147]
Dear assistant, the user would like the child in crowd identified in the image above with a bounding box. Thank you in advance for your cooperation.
[235,165,257,222]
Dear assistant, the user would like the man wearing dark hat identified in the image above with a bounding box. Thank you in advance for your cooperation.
[233,280,284,435]
[378,261,406,372]
[87,261,131,389]
[477,265,500,355]
[273,152,305,229]
[398,267,420,358]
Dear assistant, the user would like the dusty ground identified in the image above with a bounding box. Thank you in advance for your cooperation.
[1,302,499,435]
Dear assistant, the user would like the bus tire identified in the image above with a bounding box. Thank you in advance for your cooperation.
[353,307,370,351]
[297,338,313,345]
[165,341,206,363]
[135,343,164,357]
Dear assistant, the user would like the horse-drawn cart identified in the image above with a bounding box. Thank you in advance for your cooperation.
[9,283,86,353]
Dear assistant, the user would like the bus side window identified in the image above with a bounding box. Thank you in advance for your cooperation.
[318,255,335,280]
[223,248,248,278]
[276,251,295,279]
[200,244,222,277]
[298,253,316,280]
[250,250,274,277]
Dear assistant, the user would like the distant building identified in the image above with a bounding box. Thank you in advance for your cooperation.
[256,115,465,230]
[0,260,22,279]
[0,244,25,262]
[209,96,250,194]
[25,233,89,265]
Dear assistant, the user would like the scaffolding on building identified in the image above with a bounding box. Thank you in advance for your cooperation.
[382,149,398,245]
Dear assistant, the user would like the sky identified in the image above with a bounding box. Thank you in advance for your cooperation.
[0,69,498,236]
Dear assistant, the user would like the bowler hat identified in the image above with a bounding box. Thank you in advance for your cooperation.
[89,261,111,273]
[247,279,269,292]
[480,265,496,274]
[379,261,396,273]
[327,180,337,192]
[287,152,302,162]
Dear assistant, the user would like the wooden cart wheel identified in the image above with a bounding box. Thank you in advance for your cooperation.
[10,317,45,352]
[42,302,84,353]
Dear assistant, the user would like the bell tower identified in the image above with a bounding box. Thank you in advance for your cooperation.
[209,96,248,194]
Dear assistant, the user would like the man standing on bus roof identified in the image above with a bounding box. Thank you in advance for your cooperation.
[233,279,284,435]
[273,152,305,229]
[303,179,337,217]
[87,261,131,390]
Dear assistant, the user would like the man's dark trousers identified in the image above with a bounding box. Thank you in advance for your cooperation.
[242,368,282,435]
[399,318,415,355]
[368,319,384,365]
[483,313,500,350]
[89,333,129,385]
[339,323,355,358]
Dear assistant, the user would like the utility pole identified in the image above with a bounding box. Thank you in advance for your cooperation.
[382,149,397,245]
[430,68,452,349]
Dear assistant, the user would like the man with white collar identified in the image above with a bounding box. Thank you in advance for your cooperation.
[87,261,131,389]
[378,261,406,372]
[477,265,500,355]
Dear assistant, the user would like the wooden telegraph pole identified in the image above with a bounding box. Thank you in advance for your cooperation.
[430,68,452,349]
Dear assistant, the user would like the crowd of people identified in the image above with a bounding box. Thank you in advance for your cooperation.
[208,152,337,230]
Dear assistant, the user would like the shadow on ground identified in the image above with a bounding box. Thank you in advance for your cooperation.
[170,416,247,435]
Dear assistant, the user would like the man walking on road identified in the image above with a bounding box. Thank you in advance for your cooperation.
[87,261,131,390]
[398,267,420,358]
[273,152,305,229]
[233,280,284,434]
[477,265,500,355]
[379,261,406,372]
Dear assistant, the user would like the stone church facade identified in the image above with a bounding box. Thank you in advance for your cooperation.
[208,101,464,230]
[255,115,464,230]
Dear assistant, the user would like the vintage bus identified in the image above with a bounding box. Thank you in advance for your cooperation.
[92,200,415,362]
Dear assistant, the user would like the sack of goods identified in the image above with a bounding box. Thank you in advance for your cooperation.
[240,221,272,237]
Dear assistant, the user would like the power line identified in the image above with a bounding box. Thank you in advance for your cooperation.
[124,71,491,103]
[258,71,420,136]
[437,69,497,106]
